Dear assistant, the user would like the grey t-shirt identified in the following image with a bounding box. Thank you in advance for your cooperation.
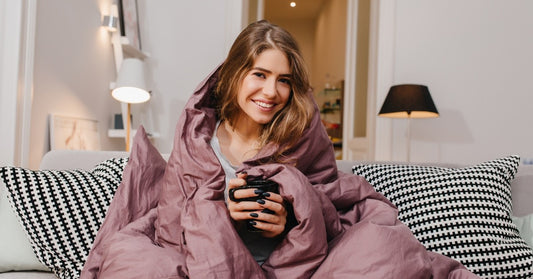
[210,121,280,265]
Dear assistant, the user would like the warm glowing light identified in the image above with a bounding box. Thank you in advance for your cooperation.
[290,2,296,7]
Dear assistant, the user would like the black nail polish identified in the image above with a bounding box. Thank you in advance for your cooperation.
[261,208,275,214]
[254,189,265,195]
[261,192,271,197]
[248,220,257,226]
[256,199,265,205]
[249,212,259,218]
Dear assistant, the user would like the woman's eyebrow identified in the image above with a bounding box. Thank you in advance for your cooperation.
[252,67,292,77]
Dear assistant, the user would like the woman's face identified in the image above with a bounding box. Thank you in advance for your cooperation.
[236,48,292,126]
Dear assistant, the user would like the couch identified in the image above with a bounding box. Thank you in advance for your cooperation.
[1,150,532,278]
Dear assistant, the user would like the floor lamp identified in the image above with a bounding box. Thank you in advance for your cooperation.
[378,84,439,162]
[111,58,150,151]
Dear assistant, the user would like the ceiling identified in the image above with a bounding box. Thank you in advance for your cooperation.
[264,0,326,20]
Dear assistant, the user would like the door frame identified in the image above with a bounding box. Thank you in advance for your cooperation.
[343,0,396,161]
[236,0,397,161]
[0,0,35,167]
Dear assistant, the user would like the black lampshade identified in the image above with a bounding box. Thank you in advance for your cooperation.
[378,84,439,118]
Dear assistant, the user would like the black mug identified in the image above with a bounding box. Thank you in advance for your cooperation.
[228,179,279,232]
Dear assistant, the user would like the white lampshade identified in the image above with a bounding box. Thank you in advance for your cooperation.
[112,58,150,104]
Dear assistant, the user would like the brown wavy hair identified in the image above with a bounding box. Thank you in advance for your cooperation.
[215,20,314,161]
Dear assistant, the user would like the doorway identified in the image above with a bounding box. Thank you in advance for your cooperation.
[246,0,372,160]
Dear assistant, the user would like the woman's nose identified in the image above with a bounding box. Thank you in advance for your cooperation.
[263,77,277,97]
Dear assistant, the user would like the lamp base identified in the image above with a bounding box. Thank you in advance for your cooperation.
[126,103,131,152]
[406,116,411,163]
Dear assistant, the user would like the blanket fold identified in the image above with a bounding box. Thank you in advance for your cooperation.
[81,68,479,279]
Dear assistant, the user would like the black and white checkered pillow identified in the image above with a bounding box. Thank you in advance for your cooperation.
[0,157,128,279]
[352,155,533,279]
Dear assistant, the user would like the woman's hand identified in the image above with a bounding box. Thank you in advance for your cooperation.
[227,173,287,238]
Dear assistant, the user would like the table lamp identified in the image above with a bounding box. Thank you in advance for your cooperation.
[111,58,150,151]
[378,84,439,162]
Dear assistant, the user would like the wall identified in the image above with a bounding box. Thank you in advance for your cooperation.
[139,0,234,153]
[377,0,533,164]
[25,0,240,168]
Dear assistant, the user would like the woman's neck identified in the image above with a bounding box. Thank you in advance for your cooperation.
[217,118,262,165]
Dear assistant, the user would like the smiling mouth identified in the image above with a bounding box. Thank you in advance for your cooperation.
[254,100,275,109]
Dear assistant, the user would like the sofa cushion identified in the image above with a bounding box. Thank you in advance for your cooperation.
[352,155,533,279]
[512,213,533,249]
[0,183,49,272]
[0,157,128,279]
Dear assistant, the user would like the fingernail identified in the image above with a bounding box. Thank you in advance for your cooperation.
[249,212,259,218]
[254,189,265,195]
[261,192,270,197]
[261,208,275,214]
[248,220,257,226]
[256,199,265,205]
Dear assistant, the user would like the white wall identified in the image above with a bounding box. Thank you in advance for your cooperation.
[376,0,533,164]
[24,0,242,168]
[138,0,239,153]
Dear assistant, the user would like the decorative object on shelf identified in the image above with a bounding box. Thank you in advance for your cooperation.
[49,115,101,151]
[111,58,150,151]
[378,84,439,162]
[118,0,142,51]
[113,113,132,129]
[318,87,343,139]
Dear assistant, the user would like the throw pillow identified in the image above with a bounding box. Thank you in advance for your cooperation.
[352,156,533,279]
[0,157,128,279]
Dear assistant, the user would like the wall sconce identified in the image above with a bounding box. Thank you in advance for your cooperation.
[102,15,118,32]
[378,84,439,162]
[101,3,119,32]
[111,58,151,151]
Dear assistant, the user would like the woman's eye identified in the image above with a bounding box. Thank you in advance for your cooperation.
[279,78,291,85]
[253,72,265,78]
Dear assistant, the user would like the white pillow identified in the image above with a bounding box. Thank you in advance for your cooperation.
[512,214,533,248]
[0,183,49,272]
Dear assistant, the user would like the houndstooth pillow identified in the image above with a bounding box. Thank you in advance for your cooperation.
[0,157,128,279]
[352,155,533,279]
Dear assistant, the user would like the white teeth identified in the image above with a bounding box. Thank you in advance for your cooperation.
[255,101,274,108]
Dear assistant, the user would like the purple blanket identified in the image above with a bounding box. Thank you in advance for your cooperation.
[81,69,479,278]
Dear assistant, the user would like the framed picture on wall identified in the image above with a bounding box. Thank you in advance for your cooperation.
[118,0,142,50]
[49,115,101,151]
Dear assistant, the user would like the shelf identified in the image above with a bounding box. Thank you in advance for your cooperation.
[108,129,159,138]
[320,107,341,114]
[319,88,342,97]
[120,37,149,59]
